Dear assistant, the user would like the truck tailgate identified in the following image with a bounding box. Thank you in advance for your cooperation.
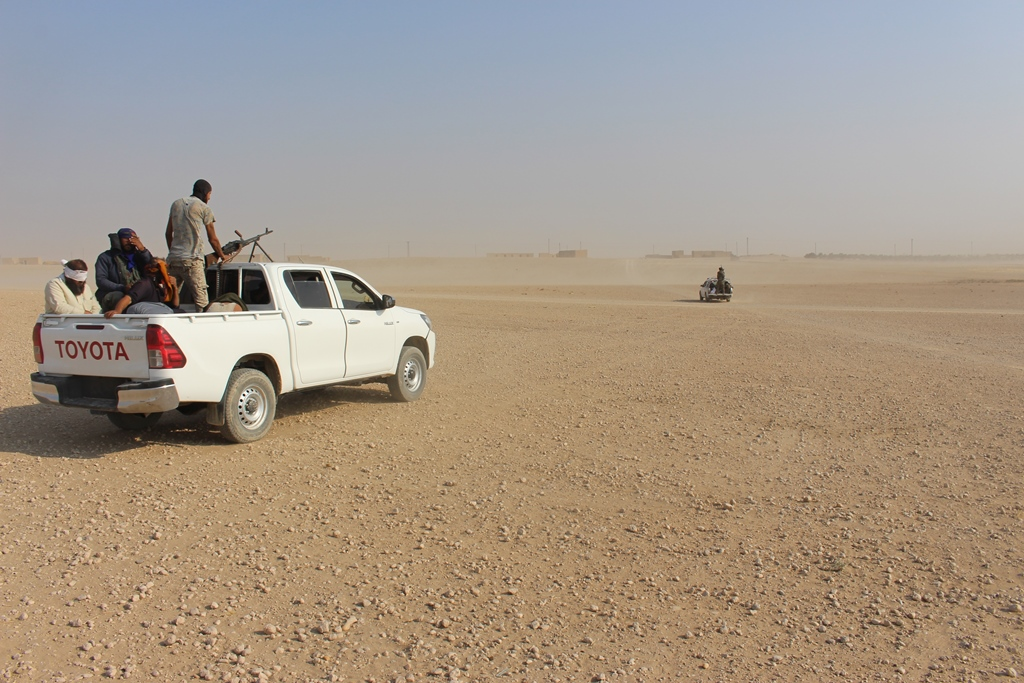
[37,317,152,379]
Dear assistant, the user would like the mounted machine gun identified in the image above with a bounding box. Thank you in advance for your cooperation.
[206,228,274,267]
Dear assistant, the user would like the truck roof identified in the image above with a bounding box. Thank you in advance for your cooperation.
[212,261,361,277]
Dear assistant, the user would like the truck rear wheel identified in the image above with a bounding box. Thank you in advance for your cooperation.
[107,412,162,431]
[387,346,427,402]
[221,368,276,443]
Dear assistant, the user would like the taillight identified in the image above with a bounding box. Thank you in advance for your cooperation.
[33,323,43,364]
[146,325,187,369]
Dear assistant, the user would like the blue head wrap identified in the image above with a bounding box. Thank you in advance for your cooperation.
[117,228,138,270]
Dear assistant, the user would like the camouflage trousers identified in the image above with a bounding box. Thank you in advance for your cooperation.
[168,258,209,310]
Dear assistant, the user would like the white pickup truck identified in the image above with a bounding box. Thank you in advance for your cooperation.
[30,262,436,443]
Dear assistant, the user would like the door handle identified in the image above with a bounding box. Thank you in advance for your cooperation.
[347,319,361,325]
[296,320,312,326]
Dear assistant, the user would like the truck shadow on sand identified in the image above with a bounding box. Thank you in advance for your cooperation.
[0,403,168,459]
[0,386,392,459]
[276,384,392,416]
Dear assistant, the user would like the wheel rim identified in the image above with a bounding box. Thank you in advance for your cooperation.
[400,355,423,393]
[235,385,268,430]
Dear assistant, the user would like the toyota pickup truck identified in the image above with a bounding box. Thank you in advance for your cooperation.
[30,262,436,443]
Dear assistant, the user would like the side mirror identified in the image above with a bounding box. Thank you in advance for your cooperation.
[382,294,396,309]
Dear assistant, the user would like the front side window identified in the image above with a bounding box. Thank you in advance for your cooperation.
[332,273,377,310]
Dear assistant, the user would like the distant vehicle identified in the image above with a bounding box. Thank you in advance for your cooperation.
[699,277,733,302]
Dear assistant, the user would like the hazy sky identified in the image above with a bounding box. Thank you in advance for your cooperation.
[2,2,1022,259]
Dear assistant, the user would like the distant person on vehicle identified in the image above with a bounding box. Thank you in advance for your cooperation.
[166,179,227,311]
[45,259,101,314]
[717,266,726,294]
[104,258,180,318]
[95,228,153,312]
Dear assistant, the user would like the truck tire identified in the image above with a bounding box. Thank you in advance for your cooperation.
[221,368,276,443]
[387,346,427,402]
[107,412,162,431]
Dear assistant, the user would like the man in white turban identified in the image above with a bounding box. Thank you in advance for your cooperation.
[44,259,101,314]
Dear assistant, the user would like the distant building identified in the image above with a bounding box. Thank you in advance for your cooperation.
[691,250,733,258]
[486,253,535,258]
[556,250,587,258]
[671,250,688,258]
[0,256,42,265]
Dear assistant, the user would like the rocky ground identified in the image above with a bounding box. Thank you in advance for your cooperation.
[1,260,1022,682]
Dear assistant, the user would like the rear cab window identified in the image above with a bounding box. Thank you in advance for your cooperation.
[241,270,272,308]
[205,267,275,310]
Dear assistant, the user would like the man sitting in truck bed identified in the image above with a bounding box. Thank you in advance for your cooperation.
[95,228,153,312]
[104,259,181,318]
[45,259,101,314]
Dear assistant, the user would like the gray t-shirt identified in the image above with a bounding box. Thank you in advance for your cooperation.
[167,196,216,261]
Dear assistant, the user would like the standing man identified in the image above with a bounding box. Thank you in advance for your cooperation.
[717,265,726,295]
[95,228,153,311]
[166,179,227,311]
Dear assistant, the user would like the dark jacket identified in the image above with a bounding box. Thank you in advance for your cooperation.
[95,233,153,301]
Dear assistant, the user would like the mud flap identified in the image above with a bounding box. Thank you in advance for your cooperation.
[206,402,225,426]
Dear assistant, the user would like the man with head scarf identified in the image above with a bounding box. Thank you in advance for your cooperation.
[95,228,153,311]
[44,259,101,314]
[166,179,227,311]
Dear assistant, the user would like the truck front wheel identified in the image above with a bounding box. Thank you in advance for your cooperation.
[221,368,276,443]
[107,412,162,431]
[387,346,427,402]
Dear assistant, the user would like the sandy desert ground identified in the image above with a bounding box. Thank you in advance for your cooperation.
[1,257,1023,682]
